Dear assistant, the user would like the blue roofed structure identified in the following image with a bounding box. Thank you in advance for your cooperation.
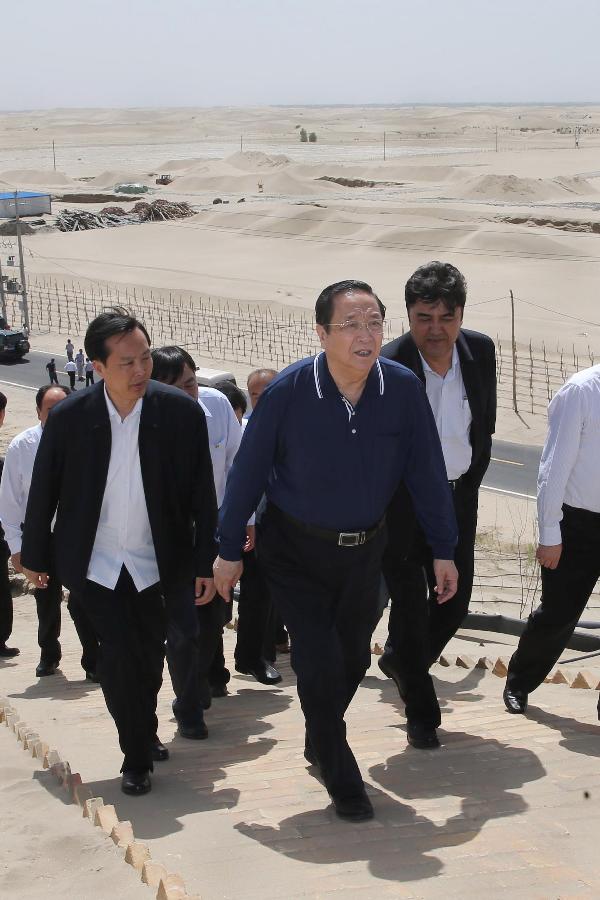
[0,191,52,218]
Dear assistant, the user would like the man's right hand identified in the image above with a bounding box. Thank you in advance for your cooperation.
[22,567,49,589]
[10,552,23,574]
[213,556,243,599]
[536,543,562,570]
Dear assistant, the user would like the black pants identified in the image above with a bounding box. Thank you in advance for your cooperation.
[68,372,76,390]
[67,591,99,673]
[165,584,220,726]
[0,540,12,645]
[258,504,386,800]
[48,372,58,385]
[508,505,600,714]
[235,549,275,667]
[383,479,478,727]
[86,372,94,386]
[80,568,166,772]
[35,552,63,664]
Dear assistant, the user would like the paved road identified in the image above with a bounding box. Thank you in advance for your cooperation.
[0,353,543,497]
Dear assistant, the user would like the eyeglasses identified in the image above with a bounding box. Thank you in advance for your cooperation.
[328,319,385,335]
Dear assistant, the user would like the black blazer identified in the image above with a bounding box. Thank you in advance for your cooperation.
[21,380,218,593]
[380,328,496,492]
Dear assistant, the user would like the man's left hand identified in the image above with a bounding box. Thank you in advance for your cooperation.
[194,576,216,606]
[432,559,458,604]
[244,525,256,553]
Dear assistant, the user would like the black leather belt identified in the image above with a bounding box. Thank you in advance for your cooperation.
[276,507,385,547]
[448,475,465,491]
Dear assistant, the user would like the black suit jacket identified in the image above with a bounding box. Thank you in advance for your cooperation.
[21,380,218,594]
[380,328,496,492]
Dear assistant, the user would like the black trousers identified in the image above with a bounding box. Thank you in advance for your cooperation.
[508,505,600,714]
[0,540,12,645]
[68,372,76,390]
[80,568,166,772]
[258,504,386,800]
[165,585,227,726]
[235,549,275,667]
[86,372,94,386]
[48,371,58,385]
[67,591,99,673]
[383,479,479,727]
[35,551,63,664]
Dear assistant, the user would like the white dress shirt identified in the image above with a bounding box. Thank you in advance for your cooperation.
[198,387,242,508]
[420,345,472,480]
[538,365,600,545]
[0,424,43,554]
[86,388,159,591]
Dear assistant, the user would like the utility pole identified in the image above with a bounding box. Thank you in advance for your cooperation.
[52,139,56,171]
[13,191,30,331]
[510,289,518,413]
[383,131,386,161]
[0,254,6,324]
[240,134,243,152]
[495,126,498,152]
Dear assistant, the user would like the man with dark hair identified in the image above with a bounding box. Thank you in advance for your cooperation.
[214,381,247,423]
[0,384,82,675]
[20,311,217,796]
[151,345,244,734]
[0,391,18,659]
[378,261,496,749]
[214,279,457,822]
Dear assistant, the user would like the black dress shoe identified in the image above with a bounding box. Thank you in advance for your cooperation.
[35,660,59,677]
[121,769,151,795]
[178,721,209,740]
[85,671,100,683]
[235,662,282,685]
[407,722,440,749]
[378,654,408,701]
[0,644,20,658]
[331,791,374,822]
[503,686,528,714]
[210,683,228,698]
[152,738,169,761]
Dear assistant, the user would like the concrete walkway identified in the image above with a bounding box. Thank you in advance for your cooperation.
[2,599,600,898]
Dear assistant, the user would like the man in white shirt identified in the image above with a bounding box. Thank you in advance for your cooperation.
[504,365,600,717]
[64,360,77,390]
[0,384,92,676]
[21,313,217,795]
[151,346,245,732]
[379,261,496,749]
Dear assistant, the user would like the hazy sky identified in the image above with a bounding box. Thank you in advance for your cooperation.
[5,0,600,109]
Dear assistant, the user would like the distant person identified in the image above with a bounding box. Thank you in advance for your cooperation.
[75,349,85,381]
[45,358,59,385]
[65,339,74,361]
[245,368,278,419]
[64,360,77,390]
[0,391,18,659]
[20,311,218,796]
[378,261,496,749]
[85,357,95,387]
[0,385,89,677]
[504,365,600,719]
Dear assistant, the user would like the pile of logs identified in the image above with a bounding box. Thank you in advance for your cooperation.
[55,200,194,232]
[133,199,194,222]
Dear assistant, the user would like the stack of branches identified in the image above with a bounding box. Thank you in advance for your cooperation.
[133,199,194,222]
[55,208,138,232]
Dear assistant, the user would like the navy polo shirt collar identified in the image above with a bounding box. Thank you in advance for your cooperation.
[313,351,385,403]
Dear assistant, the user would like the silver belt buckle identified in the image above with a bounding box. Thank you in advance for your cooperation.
[338,531,366,547]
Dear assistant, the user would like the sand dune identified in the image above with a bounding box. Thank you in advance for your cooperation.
[0,169,76,189]
[460,173,598,203]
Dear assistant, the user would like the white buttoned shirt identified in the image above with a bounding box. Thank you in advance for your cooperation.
[198,387,242,508]
[86,388,159,591]
[538,365,600,545]
[0,424,43,554]
[420,346,473,481]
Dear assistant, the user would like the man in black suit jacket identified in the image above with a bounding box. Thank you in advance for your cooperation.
[379,261,496,749]
[21,310,217,795]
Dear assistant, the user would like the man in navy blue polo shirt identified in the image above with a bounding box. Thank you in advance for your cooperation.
[214,280,458,822]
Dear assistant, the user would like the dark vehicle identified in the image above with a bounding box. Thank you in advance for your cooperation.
[0,317,30,358]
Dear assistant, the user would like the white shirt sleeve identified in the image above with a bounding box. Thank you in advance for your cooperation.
[537,382,584,545]
[0,441,26,554]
